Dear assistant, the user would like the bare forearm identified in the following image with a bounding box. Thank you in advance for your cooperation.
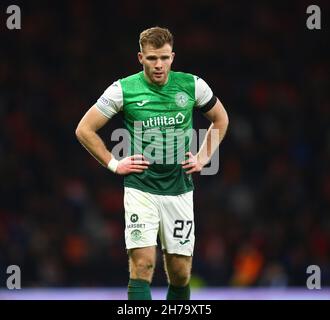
[197,119,228,166]
[76,128,112,167]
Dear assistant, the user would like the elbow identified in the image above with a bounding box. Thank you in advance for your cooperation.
[224,113,229,129]
[222,108,229,130]
[75,125,85,141]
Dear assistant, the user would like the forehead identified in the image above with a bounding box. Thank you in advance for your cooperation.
[141,43,173,56]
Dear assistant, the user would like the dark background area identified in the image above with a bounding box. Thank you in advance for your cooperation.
[0,0,329,288]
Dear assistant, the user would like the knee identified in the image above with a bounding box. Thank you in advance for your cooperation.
[169,269,191,287]
[130,258,155,279]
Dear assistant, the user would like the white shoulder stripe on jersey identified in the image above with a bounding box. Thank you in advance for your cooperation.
[95,80,123,119]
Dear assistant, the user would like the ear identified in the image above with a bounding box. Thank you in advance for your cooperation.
[171,52,175,62]
[137,52,143,65]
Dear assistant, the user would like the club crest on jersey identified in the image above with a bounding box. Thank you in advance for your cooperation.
[175,92,189,107]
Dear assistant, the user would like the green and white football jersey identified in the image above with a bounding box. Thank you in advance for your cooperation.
[96,71,216,196]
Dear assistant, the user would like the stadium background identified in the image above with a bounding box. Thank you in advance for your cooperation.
[0,0,329,297]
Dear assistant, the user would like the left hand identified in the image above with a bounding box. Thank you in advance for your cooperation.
[181,152,204,174]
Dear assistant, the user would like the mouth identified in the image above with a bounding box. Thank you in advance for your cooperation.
[153,72,164,78]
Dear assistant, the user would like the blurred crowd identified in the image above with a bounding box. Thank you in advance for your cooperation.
[0,0,329,287]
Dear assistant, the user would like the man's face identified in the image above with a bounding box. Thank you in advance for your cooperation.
[138,43,175,85]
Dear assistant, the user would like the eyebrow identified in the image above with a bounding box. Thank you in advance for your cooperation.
[145,54,171,59]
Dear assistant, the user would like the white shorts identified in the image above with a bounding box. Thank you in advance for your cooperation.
[124,187,195,256]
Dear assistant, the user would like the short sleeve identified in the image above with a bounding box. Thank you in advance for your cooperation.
[95,81,123,119]
[194,76,217,113]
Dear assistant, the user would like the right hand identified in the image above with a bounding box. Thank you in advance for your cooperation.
[116,154,150,175]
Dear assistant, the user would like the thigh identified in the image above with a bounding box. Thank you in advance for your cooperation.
[163,251,193,273]
[158,191,195,256]
[124,187,159,250]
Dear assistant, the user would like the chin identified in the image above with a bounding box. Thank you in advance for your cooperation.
[153,79,164,85]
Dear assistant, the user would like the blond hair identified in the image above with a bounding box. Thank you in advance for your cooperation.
[139,27,173,50]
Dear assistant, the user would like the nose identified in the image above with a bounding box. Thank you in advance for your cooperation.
[155,58,162,69]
